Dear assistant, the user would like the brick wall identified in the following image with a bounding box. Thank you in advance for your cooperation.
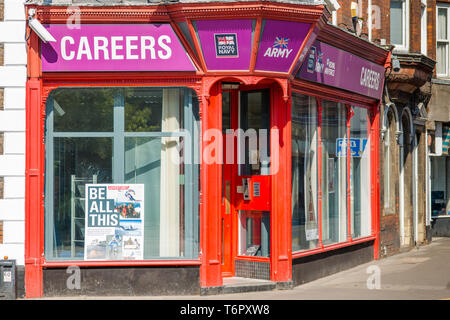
[0,220,3,244]
[0,0,4,22]
[0,0,27,265]
[428,0,437,61]
[371,0,390,44]
[333,0,435,53]
[335,1,354,33]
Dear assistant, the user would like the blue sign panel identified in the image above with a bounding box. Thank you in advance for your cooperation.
[336,138,367,157]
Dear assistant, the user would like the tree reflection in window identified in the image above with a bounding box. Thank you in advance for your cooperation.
[125,88,165,132]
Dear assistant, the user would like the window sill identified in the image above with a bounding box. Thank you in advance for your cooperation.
[292,235,376,259]
[432,215,450,219]
[392,48,410,54]
[42,259,202,268]
[432,78,450,85]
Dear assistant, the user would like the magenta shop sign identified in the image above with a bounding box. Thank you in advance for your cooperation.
[195,19,253,71]
[255,20,311,73]
[297,40,385,100]
[41,24,196,72]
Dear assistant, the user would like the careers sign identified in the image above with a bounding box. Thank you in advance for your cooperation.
[41,24,196,72]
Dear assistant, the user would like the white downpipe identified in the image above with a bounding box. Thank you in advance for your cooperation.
[413,135,418,245]
[426,130,431,227]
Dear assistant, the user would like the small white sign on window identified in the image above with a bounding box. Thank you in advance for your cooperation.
[3,271,12,283]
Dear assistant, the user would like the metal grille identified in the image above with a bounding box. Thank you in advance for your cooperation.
[235,260,270,280]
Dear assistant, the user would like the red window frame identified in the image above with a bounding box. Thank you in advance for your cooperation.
[289,84,380,260]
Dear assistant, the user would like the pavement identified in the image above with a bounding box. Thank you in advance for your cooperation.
[33,237,450,300]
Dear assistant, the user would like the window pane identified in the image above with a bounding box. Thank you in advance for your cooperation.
[222,91,231,133]
[239,211,270,257]
[390,0,404,45]
[125,88,184,132]
[291,93,318,251]
[350,107,371,239]
[437,42,448,75]
[321,101,348,245]
[239,90,271,176]
[47,137,113,260]
[46,87,200,262]
[438,8,448,40]
[53,88,114,132]
[125,88,163,132]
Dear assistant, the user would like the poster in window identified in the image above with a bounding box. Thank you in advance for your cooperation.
[84,184,145,261]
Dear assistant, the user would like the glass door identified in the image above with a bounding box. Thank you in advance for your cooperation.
[221,88,272,279]
[236,89,271,259]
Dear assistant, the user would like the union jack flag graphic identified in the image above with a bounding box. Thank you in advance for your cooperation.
[317,51,324,63]
[273,37,289,49]
[217,36,235,46]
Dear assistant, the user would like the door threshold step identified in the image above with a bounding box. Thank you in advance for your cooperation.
[222,277,276,294]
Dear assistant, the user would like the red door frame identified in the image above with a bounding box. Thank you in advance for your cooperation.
[221,88,239,277]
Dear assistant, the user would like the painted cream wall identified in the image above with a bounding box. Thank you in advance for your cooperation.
[0,0,26,266]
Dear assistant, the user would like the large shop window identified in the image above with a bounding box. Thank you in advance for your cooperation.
[44,87,200,261]
[291,93,373,252]
[291,93,319,251]
[349,107,371,238]
[321,101,348,245]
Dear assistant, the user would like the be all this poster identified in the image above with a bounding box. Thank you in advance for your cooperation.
[84,184,144,261]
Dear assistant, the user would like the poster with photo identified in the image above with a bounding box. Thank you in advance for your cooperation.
[84,184,144,261]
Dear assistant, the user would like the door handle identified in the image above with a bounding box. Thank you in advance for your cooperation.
[225,181,231,214]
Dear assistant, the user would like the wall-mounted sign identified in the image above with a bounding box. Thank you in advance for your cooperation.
[336,138,368,157]
[85,184,145,261]
[215,34,239,57]
[41,24,196,72]
[195,19,253,70]
[297,40,385,100]
[255,20,311,73]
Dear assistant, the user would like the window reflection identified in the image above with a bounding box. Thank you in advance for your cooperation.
[291,93,319,251]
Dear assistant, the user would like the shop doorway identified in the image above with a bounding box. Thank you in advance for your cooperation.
[221,86,272,279]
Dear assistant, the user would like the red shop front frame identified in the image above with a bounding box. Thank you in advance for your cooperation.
[23,2,387,299]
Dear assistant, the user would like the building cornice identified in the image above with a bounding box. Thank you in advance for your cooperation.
[317,23,389,66]
[27,1,326,24]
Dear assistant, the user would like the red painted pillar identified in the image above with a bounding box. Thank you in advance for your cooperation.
[199,79,223,289]
[270,84,292,283]
[371,104,381,260]
[25,78,44,298]
[25,25,44,298]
